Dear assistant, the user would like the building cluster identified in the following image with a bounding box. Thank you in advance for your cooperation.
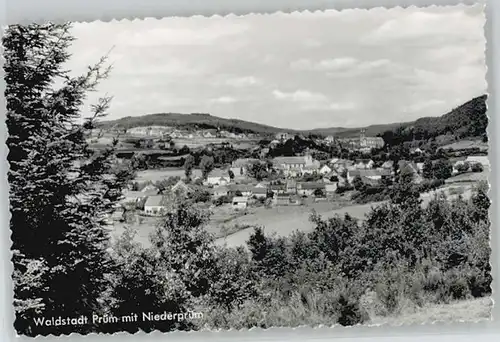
[127,126,254,140]
[272,129,385,153]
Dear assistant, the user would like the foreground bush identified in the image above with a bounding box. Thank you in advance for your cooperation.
[110,179,492,331]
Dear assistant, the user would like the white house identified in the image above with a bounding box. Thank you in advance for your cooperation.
[416,163,425,174]
[144,195,174,216]
[212,186,229,197]
[232,196,249,210]
[319,164,332,175]
[381,160,394,169]
[204,169,231,186]
[302,163,320,175]
[354,159,374,170]
[347,169,390,183]
[325,183,338,195]
[325,135,336,144]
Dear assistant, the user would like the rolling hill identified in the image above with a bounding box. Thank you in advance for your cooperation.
[98,94,487,140]
[98,112,293,135]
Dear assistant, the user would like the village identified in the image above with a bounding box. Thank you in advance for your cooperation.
[106,126,489,246]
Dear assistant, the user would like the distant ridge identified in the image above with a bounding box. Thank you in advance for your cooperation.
[98,112,293,135]
[98,94,487,139]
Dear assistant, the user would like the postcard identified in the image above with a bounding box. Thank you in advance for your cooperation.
[3,3,492,337]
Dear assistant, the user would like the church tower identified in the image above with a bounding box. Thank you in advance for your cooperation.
[359,128,366,147]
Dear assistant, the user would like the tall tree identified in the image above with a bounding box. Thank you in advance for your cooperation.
[4,23,132,336]
[422,159,434,179]
[199,155,215,179]
[183,154,195,180]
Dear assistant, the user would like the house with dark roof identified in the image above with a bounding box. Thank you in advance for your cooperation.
[269,183,286,194]
[228,184,253,197]
[252,186,268,198]
[274,193,301,206]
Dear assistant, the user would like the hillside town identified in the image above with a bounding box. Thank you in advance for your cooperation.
[109,125,489,226]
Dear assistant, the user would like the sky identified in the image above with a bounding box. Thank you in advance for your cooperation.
[67,4,487,130]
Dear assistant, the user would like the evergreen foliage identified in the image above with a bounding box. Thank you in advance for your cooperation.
[5,23,133,336]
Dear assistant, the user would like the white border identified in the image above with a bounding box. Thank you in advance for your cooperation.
[0,0,497,341]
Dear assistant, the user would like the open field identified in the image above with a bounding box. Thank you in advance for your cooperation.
[446,169,489,184]
[368,297,492,326]
[216,183,478,247]
[440,139,488,151]
[214,200,385,247]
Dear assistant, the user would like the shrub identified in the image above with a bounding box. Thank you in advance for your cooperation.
[207,247,258,311]
[471,163,484,172]
[191,189,212,203]
[213,195,232,206]
[456,162,470,173]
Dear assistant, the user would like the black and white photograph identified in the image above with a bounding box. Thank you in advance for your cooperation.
[4,3,492,337]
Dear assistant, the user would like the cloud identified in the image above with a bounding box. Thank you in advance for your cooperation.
[209,96,238,104]
[404,99,447,113]
[224,76,261,87]
[272,89,355,111]
[363,9,484,45]
[290,57,358,71]
[272,89,327,102]
[120,20,249,47]
[68,5,486,130]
